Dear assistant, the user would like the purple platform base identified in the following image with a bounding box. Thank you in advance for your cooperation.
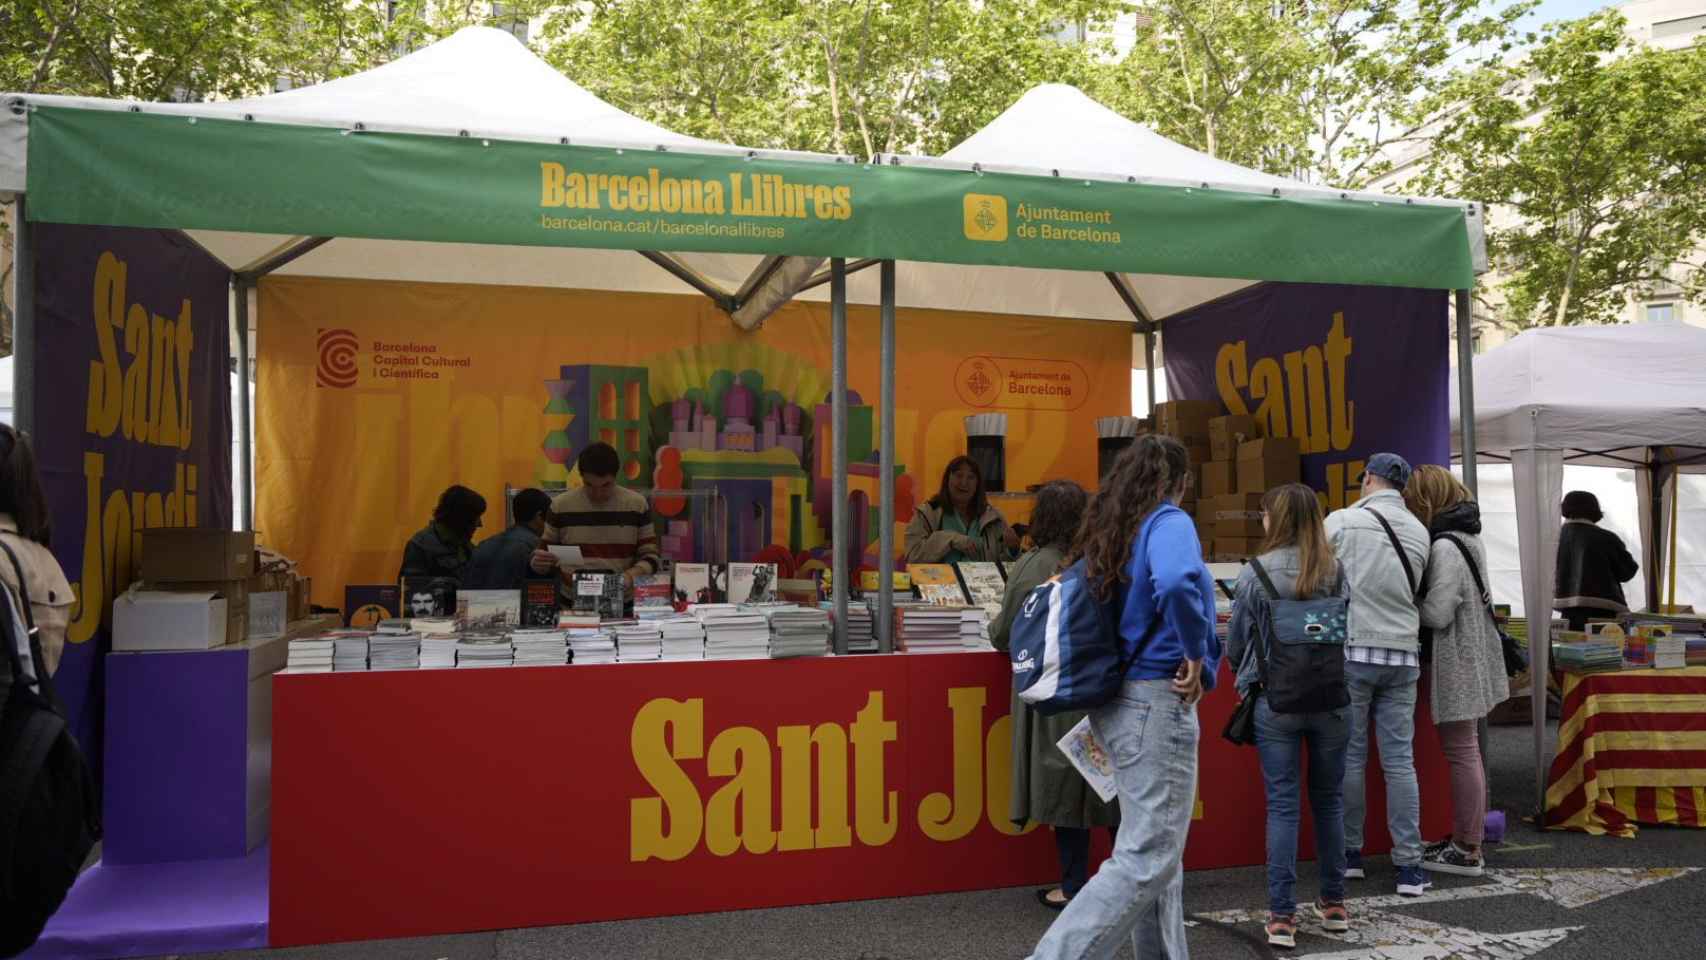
[19,846,268,960]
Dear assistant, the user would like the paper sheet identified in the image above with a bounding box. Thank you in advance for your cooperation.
[547,545,584,565]
[1056,716,1118,803]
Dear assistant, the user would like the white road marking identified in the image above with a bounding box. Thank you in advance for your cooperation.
[1195,866,1698,958]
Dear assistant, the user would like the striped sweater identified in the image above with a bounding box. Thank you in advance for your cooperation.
[544,485,660,578]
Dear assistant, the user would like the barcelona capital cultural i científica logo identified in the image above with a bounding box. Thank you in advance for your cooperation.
[316,328,359,389]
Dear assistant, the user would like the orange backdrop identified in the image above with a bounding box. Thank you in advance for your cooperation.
[255,276,1129,604]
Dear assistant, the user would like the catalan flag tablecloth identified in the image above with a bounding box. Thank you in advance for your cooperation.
[1545,667,1706,836]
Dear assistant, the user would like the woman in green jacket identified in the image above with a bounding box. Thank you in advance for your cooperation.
[905,455,1019,564]
[990,479,1118,910]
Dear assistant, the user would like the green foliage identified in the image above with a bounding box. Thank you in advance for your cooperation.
[1416,12,1706,327]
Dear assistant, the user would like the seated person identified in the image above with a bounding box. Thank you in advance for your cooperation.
[462,488,553,591]
[531,443,661,598]
[400,484,486,582]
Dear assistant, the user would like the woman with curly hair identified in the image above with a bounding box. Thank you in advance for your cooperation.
[991,480,1117,911]
[1025,435,1220,960]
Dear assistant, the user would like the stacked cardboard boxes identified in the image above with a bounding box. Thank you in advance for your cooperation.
[121,529,258,650]
[1195,415,1307,561]
[1154,400,1221,549]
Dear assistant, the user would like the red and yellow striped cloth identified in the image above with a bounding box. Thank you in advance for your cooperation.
[1545,667,1706,836]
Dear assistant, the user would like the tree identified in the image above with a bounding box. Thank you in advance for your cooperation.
[1096,0,1537,188]
[1416,12,1706,328]
[542,0,1125,158]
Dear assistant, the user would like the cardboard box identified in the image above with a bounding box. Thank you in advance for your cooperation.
[141,529,256,583]
[113,590,231,651]
[1213,537,1257,561]
[1209,415,1261,462]
[137,579,249,646]
[1236,437,1302,461]
[1201,461,1237,499]
[1209,493,1265,517]
[1184,444,1212,467]
[1215,516,1266,539]
[1155,400,1222,431]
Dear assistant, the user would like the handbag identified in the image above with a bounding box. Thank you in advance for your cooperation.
[1222,684,1261,746]
[1439,534,1529,678]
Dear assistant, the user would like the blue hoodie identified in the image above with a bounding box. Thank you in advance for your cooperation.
[1118,503,1221,689]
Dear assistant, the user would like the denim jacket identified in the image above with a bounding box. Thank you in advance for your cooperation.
[1322,489,1429,652]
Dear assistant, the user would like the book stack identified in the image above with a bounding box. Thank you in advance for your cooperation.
[634,573,676,620]
[567,625,618,665]
[1688,637,1706,666]
[617,622,664,662]
[284,636,335,674]
[331,631,370,671]
[959,608,993,651]
[698,606,771,660]
[456,632,513,668]
[419,633,458,669]
[897,603,970,653]
[1552,635,1623,673]
[511,629,569,666]
[831,601,877,653]
[411,617,457,637]
[369,630,421,671]
[660,618,706,660]
[766,606,831,658]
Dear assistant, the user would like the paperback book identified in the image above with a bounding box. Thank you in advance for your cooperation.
[456,589,521,632]
[522,579,559,627]
[673,562,716,606]
[573,571,624,619]
[400,576,459,618]
[729,562,779,604]
[343,585,400,629]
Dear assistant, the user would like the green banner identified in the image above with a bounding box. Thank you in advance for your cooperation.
[24,106,1474,289]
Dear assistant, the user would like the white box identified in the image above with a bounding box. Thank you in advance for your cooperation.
[113,590,230,651]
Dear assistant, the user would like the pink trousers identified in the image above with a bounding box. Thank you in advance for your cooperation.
[1437,719,1485,847]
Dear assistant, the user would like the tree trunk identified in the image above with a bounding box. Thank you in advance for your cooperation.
[1552,232,1588,326]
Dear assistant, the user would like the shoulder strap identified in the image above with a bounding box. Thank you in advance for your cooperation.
[1247,557,1283,601]
[1363,504,1421,598]
[1440,534,1501,631]
[0,537,63,714]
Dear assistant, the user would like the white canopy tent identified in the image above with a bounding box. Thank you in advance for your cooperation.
[1451,322,1706,813]
[6,26,1488,652]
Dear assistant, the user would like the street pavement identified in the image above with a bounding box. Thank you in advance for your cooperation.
[176,723,1706,960]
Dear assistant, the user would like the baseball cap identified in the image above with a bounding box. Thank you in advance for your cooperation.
[1361,452,1413,489]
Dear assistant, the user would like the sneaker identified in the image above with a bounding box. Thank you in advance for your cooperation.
[1422,837,1454,859]
[1344,850,1365,879]
[1312,898,1350,933]
[1266,913,1299,949]
[1422,841,1486,878]
[1396,864,1433,897]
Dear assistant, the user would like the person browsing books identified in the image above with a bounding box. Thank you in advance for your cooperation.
[399,485,486,583]
[1554,490,1639,631]
[904,455,1019,564]
[462,488,553,591]
[530,443,661,599]
[989,480,1118,913]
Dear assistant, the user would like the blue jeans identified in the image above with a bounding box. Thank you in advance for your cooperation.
[1255,697,1348,916]
[1342,661,1423,867]
[1029,681,1199,960]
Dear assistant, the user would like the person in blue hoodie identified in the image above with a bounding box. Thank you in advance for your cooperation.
[1026,434,1220,960]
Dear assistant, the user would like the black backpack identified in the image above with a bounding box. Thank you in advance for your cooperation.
[1248,558,1351,714]
[0,540,101,959]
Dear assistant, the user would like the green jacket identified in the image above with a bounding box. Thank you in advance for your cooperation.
[904,501,1014,564]
[399,521,474,583]
[991,546,1118,830]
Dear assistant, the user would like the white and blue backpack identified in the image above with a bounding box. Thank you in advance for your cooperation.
[1008,558,1131,714]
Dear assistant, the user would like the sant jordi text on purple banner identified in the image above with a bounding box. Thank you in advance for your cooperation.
[1163,282,1448,510]
[31,223,232,772]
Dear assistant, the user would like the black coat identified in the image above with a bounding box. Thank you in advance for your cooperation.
[1554,521,1638,617]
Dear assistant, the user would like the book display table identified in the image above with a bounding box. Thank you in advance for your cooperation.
[271,653,1450,946]
[1544,666,1706,836]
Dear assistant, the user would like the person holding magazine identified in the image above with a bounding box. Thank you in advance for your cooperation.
[1226,484,1352,949]
[990,480,1118,911]
[1023,436,1219,960]
[1405,465,1508,878]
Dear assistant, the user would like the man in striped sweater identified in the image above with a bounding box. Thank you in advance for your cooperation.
[530,443,660,600]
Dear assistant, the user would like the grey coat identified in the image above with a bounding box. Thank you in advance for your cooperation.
[1419,531,1509,723]
[990,546,1118,830]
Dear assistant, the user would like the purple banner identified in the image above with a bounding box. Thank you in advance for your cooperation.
[1163,282,1447,510]
[31,224,232,769]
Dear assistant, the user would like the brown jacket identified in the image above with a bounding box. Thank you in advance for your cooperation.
[0,515,74,677]
[904,502,1014,564]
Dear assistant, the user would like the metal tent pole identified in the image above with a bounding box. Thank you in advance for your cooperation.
[831,259,849,655]
[1144,328,1157,415]
[1456,287,1478,496]
[234,278,253,531]
[13,196,35,435]
[878,261,896,653]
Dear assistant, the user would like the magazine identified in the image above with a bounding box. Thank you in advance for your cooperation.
[729,562,779,603]
[1056,716,1118,803]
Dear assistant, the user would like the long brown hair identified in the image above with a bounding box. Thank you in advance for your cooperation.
[927,455,987,522]
[1405,464,1471,529]
[1260,483,1335,597]
[1071,435,1190,602]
